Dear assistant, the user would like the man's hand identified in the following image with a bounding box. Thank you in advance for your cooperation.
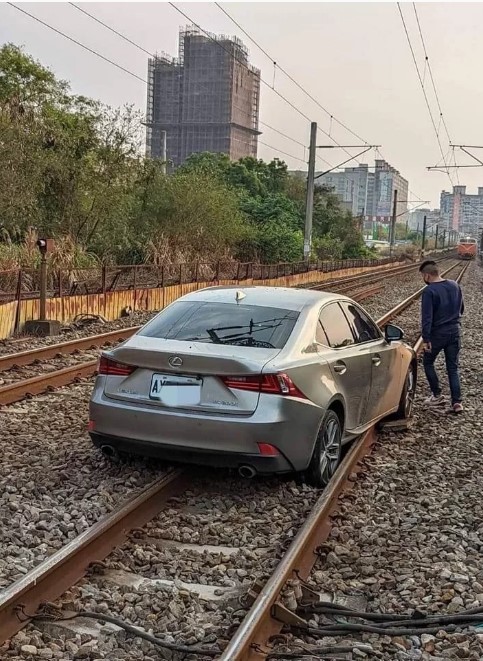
[423,341,432,352]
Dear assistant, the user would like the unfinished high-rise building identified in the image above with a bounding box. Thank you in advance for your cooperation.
[146,27,261,167]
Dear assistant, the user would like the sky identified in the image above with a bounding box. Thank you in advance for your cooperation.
[2,1,483,209]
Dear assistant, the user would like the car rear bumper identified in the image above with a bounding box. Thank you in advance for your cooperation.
[90,431,293,474]
[89,387,323,472]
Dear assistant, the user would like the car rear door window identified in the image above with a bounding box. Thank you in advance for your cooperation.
[319,303,355,349]
[138,301,299,349]
[340,302,381,344]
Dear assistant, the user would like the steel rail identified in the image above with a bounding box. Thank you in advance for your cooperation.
[0,327,139,372]
[0,469,188,644]
[377,261,463,327]
[0,286,381,407]
[1,260,464,408]
[0,264,469,650]
[0,255,454,374]
[221,261,470,661]
[306,253,453,292]
[218,427,377,661]
[0,257,456,372]
[0,260,415,374]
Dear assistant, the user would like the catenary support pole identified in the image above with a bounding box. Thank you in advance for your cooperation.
[389,189,398,255]
[160,130,167,175]
[422,215,427,252]
[304,122,317,261]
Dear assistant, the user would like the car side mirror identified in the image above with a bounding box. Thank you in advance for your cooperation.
[384,324,404,342]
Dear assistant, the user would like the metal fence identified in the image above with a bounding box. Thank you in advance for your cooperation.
[0,256,402,305]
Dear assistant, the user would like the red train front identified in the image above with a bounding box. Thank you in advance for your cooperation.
[457,237,477,259]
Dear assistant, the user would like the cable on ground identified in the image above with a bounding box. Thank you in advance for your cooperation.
[26,607,220,657]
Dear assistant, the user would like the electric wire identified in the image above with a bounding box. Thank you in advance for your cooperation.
[397,2,454,185]
[69,4,313,157]
[169,2,311,123]
[412,3,452,146]
[214,1,370,146]
[70,4,311,158]
[7,3,148,84]
[169,2,346,167]
[69,2,154,58]
[9,1,313,165]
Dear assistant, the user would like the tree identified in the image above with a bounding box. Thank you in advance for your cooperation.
[0,44,373,269]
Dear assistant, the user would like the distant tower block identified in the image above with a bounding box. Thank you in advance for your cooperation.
[146,27,261,168]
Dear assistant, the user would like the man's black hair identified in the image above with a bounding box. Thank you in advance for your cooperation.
[419,260,437,272]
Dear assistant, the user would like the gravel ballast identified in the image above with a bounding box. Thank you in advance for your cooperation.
[2,258,479,661]
[0,384,165,589]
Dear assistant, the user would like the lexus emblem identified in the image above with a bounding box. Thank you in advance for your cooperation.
[168,356,183,368]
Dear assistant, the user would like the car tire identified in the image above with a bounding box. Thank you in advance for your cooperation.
[305,409,342,489]
[394,364,417,420]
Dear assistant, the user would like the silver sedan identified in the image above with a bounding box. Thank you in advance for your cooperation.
[89,286,416,487]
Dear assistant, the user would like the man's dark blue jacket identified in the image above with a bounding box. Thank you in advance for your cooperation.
[421,279,464,342]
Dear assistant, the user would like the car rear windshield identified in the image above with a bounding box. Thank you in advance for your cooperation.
[138,301,299,349]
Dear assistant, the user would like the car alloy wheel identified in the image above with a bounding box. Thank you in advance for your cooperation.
[405,368,416,417]
[306,410,342,488]
[394,365,417,420]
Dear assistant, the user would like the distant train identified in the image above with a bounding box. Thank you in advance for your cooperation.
[456,236,477,260]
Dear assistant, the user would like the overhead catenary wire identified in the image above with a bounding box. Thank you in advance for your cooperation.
[412,3,452,146]
[69,3,314,157]
[214,3,429,210]
[169,2,311,124]
[169,2,344,167]
[214,1,370,147]
[69,2,154,58]
[68,3,319,158]
[8,2,313,164]
[397,2,454,186]
[7,2,148,84]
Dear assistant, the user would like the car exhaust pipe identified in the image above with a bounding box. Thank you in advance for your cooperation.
[100,444,119,460]
[238,464,257,479]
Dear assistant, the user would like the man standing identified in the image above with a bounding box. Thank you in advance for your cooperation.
[419,260,464,413]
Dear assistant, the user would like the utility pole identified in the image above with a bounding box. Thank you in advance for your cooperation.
[304,122,317,261]
[160,130,167,175]
[389,189,398,256]
[442,229,447,249]
[422,215,427,253]
[405,219,409,240]
[435,224,439,249]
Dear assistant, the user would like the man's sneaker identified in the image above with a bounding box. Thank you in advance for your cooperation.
[424,394,445,407]
[452,403,464,414]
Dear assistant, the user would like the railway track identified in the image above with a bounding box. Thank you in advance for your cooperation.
[305,252,454,294]
[0,257,458,408]
[0,282,384,407]
[0,261,469,658]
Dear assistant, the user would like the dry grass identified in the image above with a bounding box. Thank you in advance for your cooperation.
[0,230,99,271]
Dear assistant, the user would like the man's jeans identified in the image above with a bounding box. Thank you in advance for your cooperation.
[422,331,462,404]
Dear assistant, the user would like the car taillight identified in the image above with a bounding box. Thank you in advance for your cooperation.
[98,355,136,376]
[221,373,307,399]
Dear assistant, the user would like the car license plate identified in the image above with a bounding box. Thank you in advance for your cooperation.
[149,374,202,407]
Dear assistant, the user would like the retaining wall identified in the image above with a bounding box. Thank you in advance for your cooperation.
[0,261,404,340]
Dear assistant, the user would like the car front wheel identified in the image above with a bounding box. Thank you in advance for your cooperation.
[395,365,417,419]
[305,410,342,488]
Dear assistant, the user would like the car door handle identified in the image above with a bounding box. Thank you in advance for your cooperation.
[372,355,381,366]
[333,362,347,374]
